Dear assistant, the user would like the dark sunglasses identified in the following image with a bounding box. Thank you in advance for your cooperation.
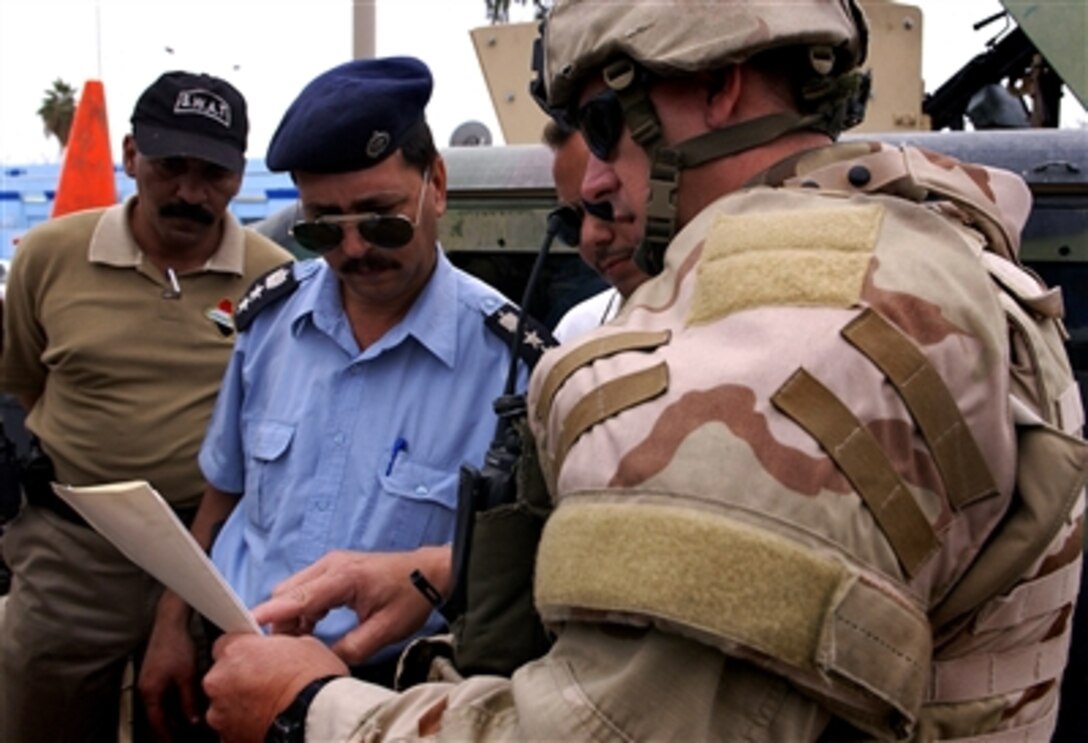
[551,199,614,248]
[583,199,614,222]
[549,204,582,247]
[290,168,430,252]
[577,87,626,161]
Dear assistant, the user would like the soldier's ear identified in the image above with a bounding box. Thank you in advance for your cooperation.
[705,66,744,129]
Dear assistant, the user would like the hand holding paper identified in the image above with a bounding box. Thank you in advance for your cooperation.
[52,480,260,634]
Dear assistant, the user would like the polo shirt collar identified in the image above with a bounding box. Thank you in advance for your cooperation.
[87,195,247,275]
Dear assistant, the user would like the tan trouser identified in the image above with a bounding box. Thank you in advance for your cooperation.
[0,505,161,743]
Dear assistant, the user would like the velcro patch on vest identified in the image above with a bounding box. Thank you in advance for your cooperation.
[557,362,669,469]
[535,500,930,726]
[687,204,883,325]
[842,309,998,510]
[772,368,940,577]
[535,329,672,424]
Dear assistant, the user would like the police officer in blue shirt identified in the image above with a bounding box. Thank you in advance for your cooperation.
[139,56,546,738]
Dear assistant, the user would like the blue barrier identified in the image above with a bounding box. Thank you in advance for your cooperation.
[0,159,299,259]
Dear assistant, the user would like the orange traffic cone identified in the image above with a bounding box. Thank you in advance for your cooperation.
[51,79,117,218]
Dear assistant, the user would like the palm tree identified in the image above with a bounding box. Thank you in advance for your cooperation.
[485,0,550,23]
[37,79,77,150]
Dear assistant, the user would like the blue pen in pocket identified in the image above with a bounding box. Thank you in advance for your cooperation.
[386,436,408,476]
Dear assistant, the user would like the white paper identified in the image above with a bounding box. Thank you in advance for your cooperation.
[52,480,260,634]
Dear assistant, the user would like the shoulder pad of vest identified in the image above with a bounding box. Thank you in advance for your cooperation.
[234,261,298,332]
[485,302,558,371]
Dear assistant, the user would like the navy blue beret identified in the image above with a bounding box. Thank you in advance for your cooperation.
[266,56,432,173]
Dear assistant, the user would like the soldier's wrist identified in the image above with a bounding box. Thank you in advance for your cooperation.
[265,674,341,743]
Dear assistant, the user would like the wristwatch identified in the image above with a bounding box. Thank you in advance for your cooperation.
[265,674,341,743]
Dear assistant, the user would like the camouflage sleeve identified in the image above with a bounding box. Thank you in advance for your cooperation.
[309,625,827,741]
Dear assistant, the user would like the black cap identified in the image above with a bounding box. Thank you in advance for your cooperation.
[266,57,432,174]
[131,71,248,173]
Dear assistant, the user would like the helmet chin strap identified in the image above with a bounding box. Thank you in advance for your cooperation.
[602,59,820,276]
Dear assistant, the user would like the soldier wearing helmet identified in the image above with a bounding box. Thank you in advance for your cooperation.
[534,0,871,276]
[200,2,1085,741]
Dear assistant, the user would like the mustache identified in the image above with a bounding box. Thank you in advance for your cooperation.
[159,201,215,225]
[339,252,401,275]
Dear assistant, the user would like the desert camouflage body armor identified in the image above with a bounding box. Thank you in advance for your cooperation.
[528,141,1087,741]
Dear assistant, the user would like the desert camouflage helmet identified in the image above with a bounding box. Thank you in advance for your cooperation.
[538,0,868,115]
[530,0,870,277]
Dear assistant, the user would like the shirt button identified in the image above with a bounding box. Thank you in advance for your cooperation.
[415,485,428,496]
[333,433,346,445]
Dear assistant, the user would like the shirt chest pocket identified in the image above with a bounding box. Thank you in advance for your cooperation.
[376,458,458,550]
[243,421,295,531]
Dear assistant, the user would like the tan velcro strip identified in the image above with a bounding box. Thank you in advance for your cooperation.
[933,709,1060,743]
[928,634,1073,704]
[973,558,1083,632]
[828,574,932,716]
[556,362,669,470]
[772,369,939,577]
[535,330,671,423]
[687,205,882,325]
[842,309,998,509]
[535,501,930,719]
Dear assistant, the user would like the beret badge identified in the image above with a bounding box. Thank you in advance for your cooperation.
[366,131,392,159]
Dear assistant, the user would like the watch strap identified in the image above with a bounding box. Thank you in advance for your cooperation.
[265,674,342,743]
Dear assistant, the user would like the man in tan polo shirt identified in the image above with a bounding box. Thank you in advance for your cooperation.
[0,70,290,742]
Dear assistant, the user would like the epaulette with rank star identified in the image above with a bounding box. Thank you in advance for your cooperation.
[234,261,298,332]
[485,302,559,370]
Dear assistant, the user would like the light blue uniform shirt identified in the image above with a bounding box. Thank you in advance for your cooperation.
[201,248,527,660]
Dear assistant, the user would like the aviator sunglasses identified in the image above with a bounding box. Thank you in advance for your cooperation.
[553,199,613,247]
[577,87,626,161]
[290,167,431,252]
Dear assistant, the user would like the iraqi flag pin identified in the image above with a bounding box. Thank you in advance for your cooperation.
[206,299,235,337]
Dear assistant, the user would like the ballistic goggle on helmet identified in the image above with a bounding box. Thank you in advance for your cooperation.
[530,0,869,275]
